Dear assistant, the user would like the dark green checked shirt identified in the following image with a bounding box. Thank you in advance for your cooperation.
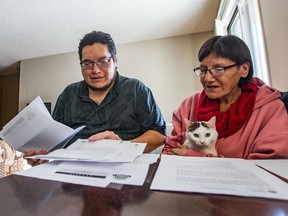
[52,72,166,147]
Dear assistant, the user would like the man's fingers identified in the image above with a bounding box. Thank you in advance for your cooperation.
[88,131,121,141]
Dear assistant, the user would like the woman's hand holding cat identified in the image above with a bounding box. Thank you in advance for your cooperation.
[169,143,189,156]
[88,130,121,142]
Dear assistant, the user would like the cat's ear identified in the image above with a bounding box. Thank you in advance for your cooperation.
[184,118,192,128]
[207,116,216,128]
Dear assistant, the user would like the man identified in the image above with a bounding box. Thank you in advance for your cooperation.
[53,30,166,152]
[25,31,166,166]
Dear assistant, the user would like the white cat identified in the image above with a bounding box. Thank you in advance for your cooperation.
[183,116,218,155]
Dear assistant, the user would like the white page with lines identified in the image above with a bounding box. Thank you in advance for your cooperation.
[151,155,288,200]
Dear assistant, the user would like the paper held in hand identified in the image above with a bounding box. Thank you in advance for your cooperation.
[27,139,147,163]
[0,96,85,152]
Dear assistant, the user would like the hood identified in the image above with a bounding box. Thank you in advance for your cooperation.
[252,77,280,110]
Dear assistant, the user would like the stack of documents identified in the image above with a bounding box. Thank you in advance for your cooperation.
[151,155,288,200]
[0,96,159,187]
[0,96,85,152]
[17,139,159,187]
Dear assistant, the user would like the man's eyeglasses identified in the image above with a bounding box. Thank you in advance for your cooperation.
[193,63,240,77]
[80,56,113,70]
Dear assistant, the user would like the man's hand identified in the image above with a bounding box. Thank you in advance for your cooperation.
[88,130,121,142]
[23,148,49,166]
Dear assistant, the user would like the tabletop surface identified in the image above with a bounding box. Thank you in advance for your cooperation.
[1,163,288,216]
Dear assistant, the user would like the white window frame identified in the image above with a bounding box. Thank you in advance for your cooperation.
[215,0,270,85]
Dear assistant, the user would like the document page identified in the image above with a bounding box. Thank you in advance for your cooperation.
[252,159,288,180]
[150,155,288,200]
[17,161,110,188]
[55,160,149,185]
[17,155,151,187]
[0,96,85,152]
[28,139,147,162]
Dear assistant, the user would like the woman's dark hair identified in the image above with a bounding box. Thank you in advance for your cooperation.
[78,31,116,61]
[198,35,253,86]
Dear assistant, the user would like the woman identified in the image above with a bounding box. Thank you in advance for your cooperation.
[163,35,288,159]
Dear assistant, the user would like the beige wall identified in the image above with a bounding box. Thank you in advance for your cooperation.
[259,0,288,91]
[18,0,288,124]
[19,32,212,122]
[19,52,82,111]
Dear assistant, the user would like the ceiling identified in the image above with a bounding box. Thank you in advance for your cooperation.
[0,0,220,73]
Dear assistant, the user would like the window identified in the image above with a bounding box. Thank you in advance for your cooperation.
[215,0,270,84]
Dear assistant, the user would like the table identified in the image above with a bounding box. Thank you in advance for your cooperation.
[1,163,288,216]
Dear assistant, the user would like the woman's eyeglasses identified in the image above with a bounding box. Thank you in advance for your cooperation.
[193,63,240,77]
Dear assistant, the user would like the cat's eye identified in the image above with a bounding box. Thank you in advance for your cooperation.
[193,134,199,138]
[205,133,211,137]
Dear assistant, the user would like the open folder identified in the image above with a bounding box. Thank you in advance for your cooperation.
[0,96,85,152]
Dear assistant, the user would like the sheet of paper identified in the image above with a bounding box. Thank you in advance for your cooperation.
[28,139,147,162]
[150,155,288,200]
[54,161,149,185]
[16,161,110,188]
[252,159,288,180]
[133,153,160,164]
[17,158,150,187]
[0,96,85,152]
